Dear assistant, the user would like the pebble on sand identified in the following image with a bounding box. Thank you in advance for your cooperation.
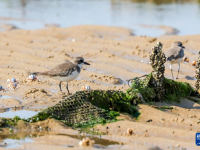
[0,85,5,91]
[192,60,196,66]
[7,82,18,90]
[7,77,18,83]
[81,85,91,91]
[26,74,38,82]
[79,137,94,146]
[124,128,134,136]
[7,78,19,89]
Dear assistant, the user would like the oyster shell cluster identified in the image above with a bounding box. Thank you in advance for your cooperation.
[149,42,166,100]
[195,51,200,90]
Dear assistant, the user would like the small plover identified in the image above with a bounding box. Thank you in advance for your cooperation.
[166,41,185,80]
[32,57,90,93]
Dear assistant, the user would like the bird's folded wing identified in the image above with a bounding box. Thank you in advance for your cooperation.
[41,62,79,77]
[167,47,184,60]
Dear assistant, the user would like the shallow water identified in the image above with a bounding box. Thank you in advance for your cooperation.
[0,95,12,99]
[0,0,200,36]
[0,132,43,149]
[58,133,119,147]
[0,131,119,149]
[1,138,33,149]
[0,110,39,119]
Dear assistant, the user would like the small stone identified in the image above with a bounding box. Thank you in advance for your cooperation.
[79,137,94,146]
[175,144,180,147]
[126,128,134,135]
[192,60,196,66]
[146,119,153,122]
[68,145,74,147]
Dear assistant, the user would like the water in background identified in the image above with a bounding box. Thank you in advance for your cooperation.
[0,0,200,37]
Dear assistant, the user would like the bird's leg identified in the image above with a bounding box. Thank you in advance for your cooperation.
[170,64,174,80]
[59,81,62,92]
[66,82,71,94]
[176,62,180,80]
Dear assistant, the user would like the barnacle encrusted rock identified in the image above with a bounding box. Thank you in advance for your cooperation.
[127,42,195,103]
[149,42,166,101]
[195,51,200,91]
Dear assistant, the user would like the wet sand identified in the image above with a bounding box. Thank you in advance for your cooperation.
[0,25,200,149]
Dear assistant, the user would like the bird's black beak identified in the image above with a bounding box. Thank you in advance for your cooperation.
[182,46,185,48]
[84,62,90,65]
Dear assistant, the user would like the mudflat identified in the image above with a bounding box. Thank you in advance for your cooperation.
[0,25,199,149]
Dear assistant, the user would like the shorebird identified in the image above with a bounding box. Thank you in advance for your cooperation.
[32,57,90,93]
[166,41,185,80]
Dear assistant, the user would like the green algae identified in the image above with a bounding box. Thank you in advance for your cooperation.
[0,116,24,127]
[127,73,156,103]
[127,74,196,103]
[163,78,195,102]
[27,90,139,128]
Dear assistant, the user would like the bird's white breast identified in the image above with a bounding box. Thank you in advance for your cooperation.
[169,58,182,64]
[51,70,80,82]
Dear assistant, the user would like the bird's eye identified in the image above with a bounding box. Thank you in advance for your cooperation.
[80,60,83,63]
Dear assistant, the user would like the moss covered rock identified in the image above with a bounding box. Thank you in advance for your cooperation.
[127,74,196,103]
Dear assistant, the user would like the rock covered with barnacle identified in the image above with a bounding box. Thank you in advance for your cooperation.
[149,42,166,100]
[195,51,200,91]
[149,42,166,81]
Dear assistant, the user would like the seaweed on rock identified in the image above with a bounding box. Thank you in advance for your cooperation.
[127,42,196,103]
[127,73,195,103]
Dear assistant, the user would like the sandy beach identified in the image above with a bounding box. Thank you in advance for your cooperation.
[0,25,200,149]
